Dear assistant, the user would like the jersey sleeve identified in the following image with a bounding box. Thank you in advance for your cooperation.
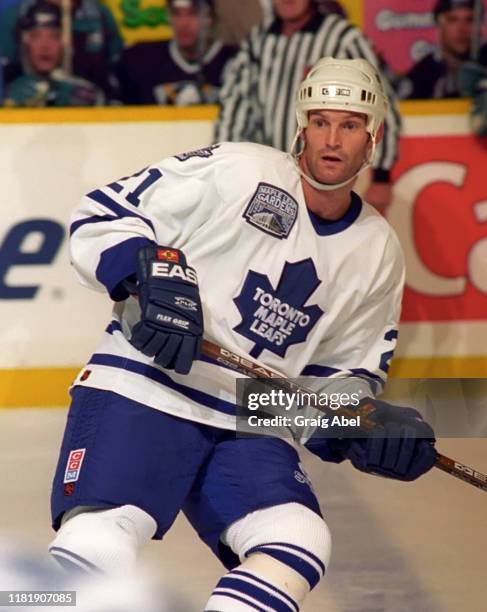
[214,26,264,143]
[69,147,223,301]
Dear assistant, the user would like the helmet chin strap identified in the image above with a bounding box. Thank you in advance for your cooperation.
[290,130,376,192]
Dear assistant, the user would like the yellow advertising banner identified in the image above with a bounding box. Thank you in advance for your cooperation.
[102,0,172,46]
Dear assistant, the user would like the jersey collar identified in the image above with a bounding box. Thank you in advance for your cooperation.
[168,39,223,73]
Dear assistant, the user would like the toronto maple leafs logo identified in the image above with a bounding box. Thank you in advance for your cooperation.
[233,260,324,359]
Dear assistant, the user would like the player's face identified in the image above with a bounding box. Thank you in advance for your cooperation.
[438,9,473,58]
[273,0,313,23]
[300,110,371,186]
[25,28,63,75]
[170,6,206,51]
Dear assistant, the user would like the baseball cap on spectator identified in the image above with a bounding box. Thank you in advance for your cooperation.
[19,1,61,31]
[434,0,474,19]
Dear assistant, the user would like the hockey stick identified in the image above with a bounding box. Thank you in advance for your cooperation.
[201,339,487,493]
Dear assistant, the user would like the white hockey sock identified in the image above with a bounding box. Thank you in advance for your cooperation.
[205,566,300,612]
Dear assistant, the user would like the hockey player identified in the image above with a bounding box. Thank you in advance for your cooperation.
[118,0,237,105]
[49,58,437,611]
[214,0,402,212]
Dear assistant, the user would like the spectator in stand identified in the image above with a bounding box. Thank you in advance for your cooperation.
[213,0,265,46]
[459,40,487,135]
[118,0,237,105]
[397,0,487,99]
[3,1,104,107]
[214,0,402,212]
[0,0,122,103]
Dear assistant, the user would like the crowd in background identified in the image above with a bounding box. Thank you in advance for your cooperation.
[0,1,486,138]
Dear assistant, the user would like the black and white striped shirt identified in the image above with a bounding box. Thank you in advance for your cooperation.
[215,11,401,174]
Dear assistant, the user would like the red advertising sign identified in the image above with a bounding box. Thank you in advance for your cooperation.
[390,134,487,322]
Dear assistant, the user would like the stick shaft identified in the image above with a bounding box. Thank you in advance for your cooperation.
[201,340,377,429]
[201,339,487,492]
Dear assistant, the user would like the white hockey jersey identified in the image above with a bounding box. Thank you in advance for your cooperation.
[70,142,405,431]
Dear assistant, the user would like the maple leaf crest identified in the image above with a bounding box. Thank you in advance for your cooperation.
[233,259,324,359]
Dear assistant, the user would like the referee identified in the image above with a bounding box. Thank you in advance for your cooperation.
[215,0,401,210]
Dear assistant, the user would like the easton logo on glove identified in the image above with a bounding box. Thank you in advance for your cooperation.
[151,261,198,285]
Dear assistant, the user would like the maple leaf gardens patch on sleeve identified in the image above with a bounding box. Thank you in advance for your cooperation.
[243,182,298,239]
[233,259,323,359]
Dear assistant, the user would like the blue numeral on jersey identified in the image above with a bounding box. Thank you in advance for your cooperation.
[126,168,163,206]
[379,329,398,374]
[107,167,147,193]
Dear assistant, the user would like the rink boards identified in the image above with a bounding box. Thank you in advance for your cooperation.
[1,101,486,407]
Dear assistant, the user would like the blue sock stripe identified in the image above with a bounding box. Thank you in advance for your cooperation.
[49,546,102,574]
[212,590,267,611]
[231,570,299,612]
[250,541,326,575]
[218,576,295,612]
[246,546,321,589]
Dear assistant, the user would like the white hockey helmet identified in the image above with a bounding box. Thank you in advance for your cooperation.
[296,56,388,139]
[292,57,388,191]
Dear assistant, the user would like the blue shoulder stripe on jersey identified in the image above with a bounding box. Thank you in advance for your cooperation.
[70,214,117,237]
[87,353,237,416]
[307,191,362,236]
[86,189,155,233]
[96,237,154,301]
